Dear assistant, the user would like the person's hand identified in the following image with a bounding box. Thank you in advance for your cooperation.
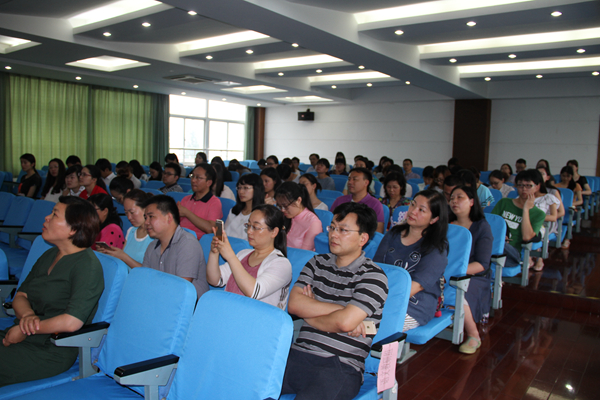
[348,322,366,338]
[19,314,41,336]
[524,193,535,210]
[264,196,276,206]
[3,325,26,346]
[177,202,190,218]
[97,246,123,257]
[212,228,235,261]
[210,229,221,254]
[302,284,315,299]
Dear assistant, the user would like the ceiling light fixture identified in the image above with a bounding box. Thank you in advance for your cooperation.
[484,77,491,81]
[593,71,599,76]
[508,54,517,58]
[466,21,476,27]
[142,22,151,27]
[222,98,227,101]
[367,83,372,87]
[449,58,457,63]
[188,11,197,16]
[358,65,365,69]
[181,92,186,95]
[246,49,254,54]
[257,103,261,106]
[206,55,213,60]
[316,69,322,73]
[4,66,11,70]
[291,43,299,47]
[395,29,404,35]
[536,74,543,78]
[103,32,111,37]
[577,48,585,53]
[405,81,411,85]
[278,72,284,76]
[133,85,139,88]
[75,76,82,80]
[331,85,337,89]
[551,11,562,17]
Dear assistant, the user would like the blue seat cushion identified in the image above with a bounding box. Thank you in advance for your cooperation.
[406,309,454,345]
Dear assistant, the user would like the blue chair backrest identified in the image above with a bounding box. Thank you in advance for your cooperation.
[0,196,34,244]
[318,189,343,198]
[113,199,125,215]
[314,232,329,254]
[314,209,333,233]
[287,247,317,288]
[96,268,196,398]
[166,192,188,203]
[15,236,54,291]
[179,178,191,185]
[17,200,56,249]
[407,178,423,185]
[392,205,409,226]
[180,183,192,192]
[412,167,423,177]
[120,215,133,234]
[480,171,491,184]
[507,190,518,199]
[408,182,420,198]
[330,175,347,193]
[140,188,162,195]
[0,249,8,280]
[1,171,13,193]
[230,171,240,182]
[0,192,15,221]
[364,231,384,259]
[199,233,252,265]
[553,174,561,183]
[92,252,129,324]
[364,264,411,372]
[144,181,163,190]
[485,214,507,257]
[319,196,336,211]
[111,163,116,172]
[584,176,596,192]
[142,165,150,174]
[0,171,5,189]
[219,197,235,222]
[558,188,574,209]
[224,181,238,199]
[382,205,390,232]
[35,175,47,198]
[299,163,311,171]
[373,181,383,197]
[489,188,502,204]
[169,291,292,400]
[444,225,471,307]
[185,167,193,177]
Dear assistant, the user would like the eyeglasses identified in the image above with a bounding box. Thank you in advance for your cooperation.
[237,185,253,191]
[516,184,534,189]
[244,223,269,232]
[191,175,207,181]
[327,225,361,235]
[277,201,295,210]
[80,173,92,178]
[163,172,176,177]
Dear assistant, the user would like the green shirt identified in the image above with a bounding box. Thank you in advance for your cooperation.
[491,198,546,251]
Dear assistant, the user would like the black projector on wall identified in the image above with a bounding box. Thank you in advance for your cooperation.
[298,109,314,121]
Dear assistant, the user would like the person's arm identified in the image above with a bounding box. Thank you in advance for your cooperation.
[300,216,323,250]
[467,221,493,275]
[581,181,592,196]
[544,203,558,222]
[573,184,583,207]
[520,194,537,242]
[177,203,218,234]
[98,245,142,269]
[376,222,384,233]
[206,233,225,286]
[410,281,424,296]
[304,303,368,334]
[25,184,37,198]
[287,285,344,318]
[251,255,292,300]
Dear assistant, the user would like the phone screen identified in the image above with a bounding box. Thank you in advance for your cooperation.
[95,241,109,250]
[216,219,224,241]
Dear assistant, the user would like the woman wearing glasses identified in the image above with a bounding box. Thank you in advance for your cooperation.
[207,204,292,310]
[224,174,265,239]
[275,182,323,251]
[78,165,108,200]
[373,190,449,331]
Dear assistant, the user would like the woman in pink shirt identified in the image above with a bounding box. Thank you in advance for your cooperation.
[88,193,125,251]
[275,181,322,251]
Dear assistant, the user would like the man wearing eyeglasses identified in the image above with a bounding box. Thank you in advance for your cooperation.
[491,169,545,268]
[177,163,222,239]
[159,163,183,194]
[281,202,388,400]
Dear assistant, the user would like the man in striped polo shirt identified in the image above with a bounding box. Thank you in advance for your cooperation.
[282,202,388,400]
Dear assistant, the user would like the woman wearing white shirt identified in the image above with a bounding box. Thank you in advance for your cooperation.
[299,173,328,211]
[224,173,265,239]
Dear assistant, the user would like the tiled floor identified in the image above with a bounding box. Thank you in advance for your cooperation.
[395,213,600,400]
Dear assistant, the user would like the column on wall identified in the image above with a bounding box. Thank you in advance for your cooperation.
[452,99,492,172]
[254,107,265,161]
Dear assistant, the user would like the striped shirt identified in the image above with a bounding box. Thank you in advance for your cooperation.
[292,253,388,373]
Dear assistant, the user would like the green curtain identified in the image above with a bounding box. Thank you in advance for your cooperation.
[2,74,169,174]
[245,106,255,160]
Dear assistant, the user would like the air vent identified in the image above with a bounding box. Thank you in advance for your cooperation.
[165,75,213,84]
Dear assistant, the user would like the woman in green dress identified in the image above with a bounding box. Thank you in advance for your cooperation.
[0,196,104,387]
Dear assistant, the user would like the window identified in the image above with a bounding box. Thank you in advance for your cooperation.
[169,96,246,165]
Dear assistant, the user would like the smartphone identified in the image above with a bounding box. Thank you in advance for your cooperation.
[364,320,377,335]
[215,219,224,241]
[95,241,110,250]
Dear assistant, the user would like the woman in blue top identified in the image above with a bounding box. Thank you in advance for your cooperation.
[98,189,153,268]
[374,189,448,331]
[449,185,493,354]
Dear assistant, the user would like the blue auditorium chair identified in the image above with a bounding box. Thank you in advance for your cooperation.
[485,214,507,310]
[143,181,163,190]
[314,209,333,233]
[219,197,235,222]
[0,192,15,223]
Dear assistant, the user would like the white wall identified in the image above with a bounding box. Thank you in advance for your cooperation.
[489,96,600,177]
[264,100,455,169]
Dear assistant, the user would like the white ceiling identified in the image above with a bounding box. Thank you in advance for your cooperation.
[0,0,598,107]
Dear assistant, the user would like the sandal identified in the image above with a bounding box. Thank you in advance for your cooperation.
[562,239,570,249]
[459,336,481,354]
[533,258,544,272]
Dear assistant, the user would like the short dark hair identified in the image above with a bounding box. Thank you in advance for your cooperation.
[443,174,462,188]
[422,166,434,179]
[20,153,37,170]
[489,169,507,182]
[123,189,154,208]
[291,157,300,163]
[267,155,279,165]
[383,172,407,197]
[300,173,322,192]
[275,181,314,214]
[194,163,216,186]
[332,202,377,242]
[516,158,527,165]
[88,193,122,230]
[448,157,459,167]
[257,159,267,167]
[66,155,82,166]
[309,153,319,160]
[449,185,484,223]
[59,196,100,248]
[515,169,539,185]
[109,176,134,195]
[165,153,179,163]
[65,164,83,178]
[567,159,578,168]
[403,158,413,165]
[232,173,265,216]
[164,162,181,178]
[276,163,292,181]
[196,152,207,163]
[143,194,180,225]
[456,169,477,188]
[95,158,112,172]
[316,158,330,169]
[83,164,107,192]
[349,167,373,188]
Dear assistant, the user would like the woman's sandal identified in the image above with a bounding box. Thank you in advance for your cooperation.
[459,336,481,354]
[533,258,544,272]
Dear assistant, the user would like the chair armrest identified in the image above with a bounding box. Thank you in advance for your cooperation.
[449,275,471,292]
[17,232,41,242]
[114,354,179,387]
[370,332,407,359]
[0,280,19,309]
[51,321,109,347]
[0,225,24,234]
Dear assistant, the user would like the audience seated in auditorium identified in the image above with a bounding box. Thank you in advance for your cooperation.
[429,165,450,193]
[275,182,322,251]
[63,165,84,197]
[300,173,328,211]
[316,158,336,191]
[491,169,546,268]
[109,176,134,204]
[291,157,302,175]
[207,204,292,310]
[95,158,116,188]
[501,163,516,184]
[98,189,154,269]
[531,169,560,271]
[442,175,463,204]
[195,151,207,165]
[276,163,296,184]
[266,155,279,169]
[160,163,183,193]
[281,158,299,182]
[79,165,108,200]
[88,193,125,251]
[331,157,349,176]
[115,161,141,189]
[65,155,82,168]
[447,157,462,175]
[374,156,392,179]
[305,153,319,173]
[449,185,493,354]
[282,202,387,400]
[515,158,527,174]
[41,158,66,203]
[257,158,267,170]
[420,165,435,190]
[225,173,265,239]
[211,156,232,182]
[260,167,281,206]
[342,157,376,195]
[17,153,42,198]
[164,153,186,177]
[228,159,251,176]
[0,197,103,387]
[129,160,149,182]
[567,159,592,196]
[379,172,411,229]
[142,195,208,298]
[212,163,236,201]
[148,161,163,181]
[489,169,515,198]
[178,163,223,239]
[555,166,583,207]
[403,158,420,180]
[333,167,385,233]
[535,159,551,174]
[457,169,494,207]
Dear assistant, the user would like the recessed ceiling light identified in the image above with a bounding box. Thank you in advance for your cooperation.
[394,30,404,35]
[246,49,254,54]
[188,11,197,16]
[466,21,476,27]
[4,66,11,70]
[257,103,261,106]
[367,83,372,87]
[142,22,151,27]
[75,76,82,80]
[358,65,365,69]
[291,43,299,47]
[222,98,227,101]
[405,81,411,85]
[206,55,213,60]
[551,11,562,17]
[577,48,585,53]
[449,58,457,63]
[181,92,186,95]
[331,85,337,89]
[508,54,517,59]
[316,69,322,73]
[593,71,599,76]
[103,32,111,37]
[278,72,284,76]
[536,74,543,78]
[484,77,491,81]
[133,85,138,88]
